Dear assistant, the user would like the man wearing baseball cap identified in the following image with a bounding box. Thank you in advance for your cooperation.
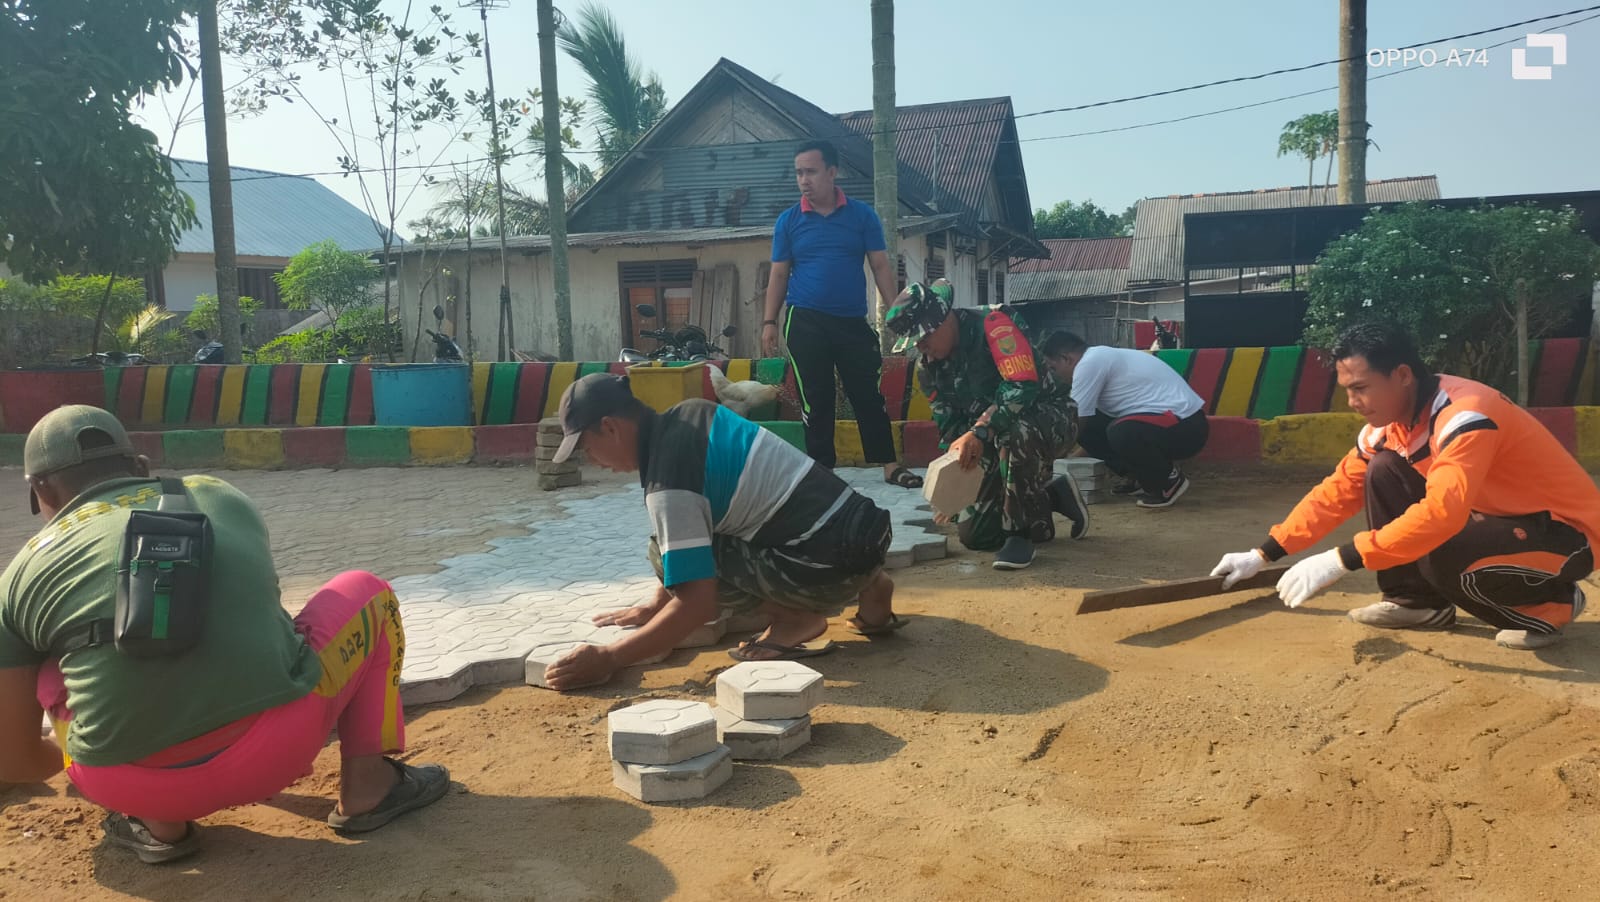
[886,280,1087,571]
[1,406,448,864]
[541,374,905,690]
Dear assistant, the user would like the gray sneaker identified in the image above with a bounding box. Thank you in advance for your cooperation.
[1348,600,1457,630]
[993,536,1036,571]
[1495,585,1585,650]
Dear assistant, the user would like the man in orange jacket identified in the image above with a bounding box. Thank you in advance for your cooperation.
[1211,321,1597,650]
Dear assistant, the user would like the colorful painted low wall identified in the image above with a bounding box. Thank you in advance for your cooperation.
[1,339,1594,434]
[4,410,1600,472]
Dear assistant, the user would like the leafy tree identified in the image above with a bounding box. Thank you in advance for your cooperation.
[185,292,263,345]
[1033,200,1132,239]
[557,1,667,169]
[274,240,380,329]
[1303,203,1600,392]
[1,1,198,284]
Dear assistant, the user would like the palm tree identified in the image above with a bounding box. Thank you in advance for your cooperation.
[428,171,551,237]
[557,2,667,170]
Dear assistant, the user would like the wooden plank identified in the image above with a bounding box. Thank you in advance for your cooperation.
[1075,565,1291,615]
[711,263,738,333]
[690,269,709,333]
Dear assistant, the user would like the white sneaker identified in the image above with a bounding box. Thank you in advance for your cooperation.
[1348,600,1457,630]
[1495,585,1585,650]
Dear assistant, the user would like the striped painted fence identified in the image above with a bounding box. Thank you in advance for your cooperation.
[1,339,1594,434]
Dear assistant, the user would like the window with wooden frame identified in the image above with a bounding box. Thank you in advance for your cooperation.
[977,268,989,306]
[619,260,697,348]
[896,255,907,293]
[994,270,1006,304]
[925,254,945,282]
[238,267,286,309]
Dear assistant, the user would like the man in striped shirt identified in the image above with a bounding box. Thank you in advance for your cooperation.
[540,374,904,690]
[1211,322,1598,649]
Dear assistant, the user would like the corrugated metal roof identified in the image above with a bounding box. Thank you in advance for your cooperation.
[837,98,1019,233]
[1010,237,1132,273]
[168,159,389,258]
[1128,176,1440,284]
[1009,269,1129,302]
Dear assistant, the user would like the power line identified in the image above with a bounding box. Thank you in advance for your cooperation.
[165,5,1599,186]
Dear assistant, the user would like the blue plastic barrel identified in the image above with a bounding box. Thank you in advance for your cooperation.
[369,363,473,426]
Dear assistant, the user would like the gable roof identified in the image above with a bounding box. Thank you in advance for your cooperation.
[168,159,389,259]
[1129,175,1441,284]
[567,58,1039,250]
[1008,237,1132,301]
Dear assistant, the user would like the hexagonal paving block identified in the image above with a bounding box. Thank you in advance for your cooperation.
[673,613,730,649]
[612,744,733,803]
[713,707,811,760]
[607,699,718,765]
[716,660,824,720]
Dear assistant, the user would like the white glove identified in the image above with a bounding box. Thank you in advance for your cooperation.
[1275,549,1349,608]
[1211,549,1268,590]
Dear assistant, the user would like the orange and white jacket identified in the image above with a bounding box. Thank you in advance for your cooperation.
[1260,375,1600,572]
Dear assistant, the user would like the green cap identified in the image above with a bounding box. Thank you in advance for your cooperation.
[885,279,954,353]
[24,405,138,479]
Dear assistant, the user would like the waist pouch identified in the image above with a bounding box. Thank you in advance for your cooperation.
[59,478,212,658]
[825,494,892,573]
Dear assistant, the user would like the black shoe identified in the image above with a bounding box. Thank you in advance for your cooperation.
[1047,474,1090,539]
[993,536,1036,570]
[1110,475,1142,496]
[1136,471,1190,509]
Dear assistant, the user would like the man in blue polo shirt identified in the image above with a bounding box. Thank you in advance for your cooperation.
[761,140,922,490]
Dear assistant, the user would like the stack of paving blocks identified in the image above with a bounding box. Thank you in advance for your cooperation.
[713,660,821,761]
[609,700,733,803]
[535,417,581,490]
[1056,456,1108,504]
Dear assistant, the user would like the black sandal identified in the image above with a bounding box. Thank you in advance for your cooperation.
[885,466,924,489]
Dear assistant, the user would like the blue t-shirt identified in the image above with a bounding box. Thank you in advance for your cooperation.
[771,189,887,317]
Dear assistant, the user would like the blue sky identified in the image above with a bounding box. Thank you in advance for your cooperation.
[138,0,1599,228]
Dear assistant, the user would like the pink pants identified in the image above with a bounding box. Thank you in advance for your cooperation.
[39,571,406,823]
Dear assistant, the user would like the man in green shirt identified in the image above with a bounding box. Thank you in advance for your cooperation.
[0,406,449,864]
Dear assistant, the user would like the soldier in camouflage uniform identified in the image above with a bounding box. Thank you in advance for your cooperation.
[886,281,1089,570]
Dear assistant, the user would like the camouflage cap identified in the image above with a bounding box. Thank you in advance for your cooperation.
[885,279,954,353]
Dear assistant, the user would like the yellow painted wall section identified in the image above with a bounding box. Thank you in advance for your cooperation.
[906,370,934,421]
[223,429,284,468]
[410,426,475,464]
[216,367,247,425]
[140,367,168,424]
[543,362,579,419]
[1328,382,1353,412]
[1259,413,1365,465]
[471,362,493,423]
[1213,347,1263,417]
[830,421,904,467]
[1575,407,1600,469]
[726,359,752,383]
[295,364,326,426]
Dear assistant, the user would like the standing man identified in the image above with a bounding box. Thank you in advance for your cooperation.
[1039,332,1208,509]
[886,281,1088,570]
[762,139,922,489]
[1211,322,1598,650]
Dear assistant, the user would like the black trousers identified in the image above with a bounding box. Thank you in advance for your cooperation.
[1368,450,1592,633]
[782,306,897,468]
[1077,409,1209,493]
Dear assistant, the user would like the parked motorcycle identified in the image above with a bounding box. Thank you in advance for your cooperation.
[619,303,736,364]
[70,351,146,367]
[425,304,464,363]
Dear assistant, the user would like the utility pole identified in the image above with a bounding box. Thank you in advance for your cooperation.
[199,0,242,363]
[870,0,898,353]
[1337,0,1368,204]
[538,0,574,359]
[466,0,514,360]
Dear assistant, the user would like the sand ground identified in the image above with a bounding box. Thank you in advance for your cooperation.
[2,466,1596,901]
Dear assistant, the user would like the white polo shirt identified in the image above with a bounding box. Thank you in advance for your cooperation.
[1070,346,1205,420]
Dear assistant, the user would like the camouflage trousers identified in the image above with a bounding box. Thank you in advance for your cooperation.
[955,398,1079,552]
[647,506,890,615]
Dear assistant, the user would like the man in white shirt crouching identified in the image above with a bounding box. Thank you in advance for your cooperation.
[1040,332,1209,509]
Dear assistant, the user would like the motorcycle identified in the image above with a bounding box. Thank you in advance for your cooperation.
[71,351,146,367]
[619,303,736,364]
[425,304,464,363]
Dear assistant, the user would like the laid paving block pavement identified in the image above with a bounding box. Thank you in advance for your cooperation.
[393,468,941,705]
